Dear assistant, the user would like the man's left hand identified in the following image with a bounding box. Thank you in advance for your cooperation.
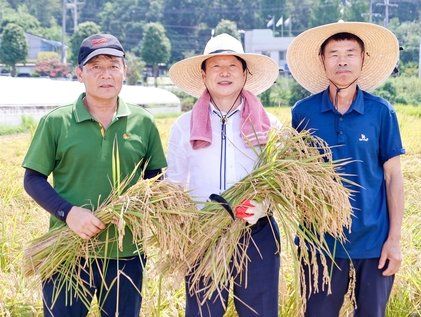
[235,199,268,225]
[378,238,402,276]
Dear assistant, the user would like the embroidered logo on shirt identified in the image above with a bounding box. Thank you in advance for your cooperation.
[358,134,369,142]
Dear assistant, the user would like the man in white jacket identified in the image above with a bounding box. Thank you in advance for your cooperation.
[166,33,281,317]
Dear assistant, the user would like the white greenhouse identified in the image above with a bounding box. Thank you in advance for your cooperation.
[0,77,181,126]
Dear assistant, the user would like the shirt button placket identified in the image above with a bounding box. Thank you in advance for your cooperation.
[337,115,345,144]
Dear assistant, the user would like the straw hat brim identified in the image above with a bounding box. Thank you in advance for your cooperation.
[286,22,399,94]
[169,53,279,98]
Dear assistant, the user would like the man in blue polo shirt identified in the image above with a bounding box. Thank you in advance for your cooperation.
[287,21,405,316]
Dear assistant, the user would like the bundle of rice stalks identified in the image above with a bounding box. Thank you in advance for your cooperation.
[172,127,353,310]
[23,176,200,306]
[23,127,352,312]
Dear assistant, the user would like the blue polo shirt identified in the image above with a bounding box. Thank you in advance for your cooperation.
[292,87,405,259]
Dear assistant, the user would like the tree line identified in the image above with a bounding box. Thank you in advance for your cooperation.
[0,0,420,80]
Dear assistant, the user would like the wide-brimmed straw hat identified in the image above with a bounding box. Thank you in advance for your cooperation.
[169,33,279,98]
[286,21,399,94]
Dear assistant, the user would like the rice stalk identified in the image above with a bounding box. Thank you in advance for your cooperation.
[23,176,200,307]
[171,128,353,312]
[23,127,353,313]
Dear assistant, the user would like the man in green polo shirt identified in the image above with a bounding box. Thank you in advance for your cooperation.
[22,33,167,316]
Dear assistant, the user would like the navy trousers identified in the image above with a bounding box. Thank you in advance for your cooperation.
[185,217,281,317]
[302,253,394,317]
[42,255,145,317]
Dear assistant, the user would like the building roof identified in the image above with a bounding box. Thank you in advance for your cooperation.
[25,32,67,49]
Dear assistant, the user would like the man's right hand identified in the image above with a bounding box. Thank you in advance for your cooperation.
[66,206,106,240]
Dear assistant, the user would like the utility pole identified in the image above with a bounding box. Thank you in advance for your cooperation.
[376,0,398,27]
[67,0,84,31]
[61,0,66,63]
[362,0,381,23]
[60,0,84,63]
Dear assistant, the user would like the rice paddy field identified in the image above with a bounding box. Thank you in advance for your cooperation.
[0,105,419,316]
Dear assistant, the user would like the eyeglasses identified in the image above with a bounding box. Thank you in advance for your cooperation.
[85,64,123,76]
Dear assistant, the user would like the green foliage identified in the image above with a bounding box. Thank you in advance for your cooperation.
[0,23,28,76]
[342,0,369,22]
[78,0,107,22]
[1,0,420,65]
[399,62,419,78]
[163,0,210,62]
[289,79,311,106]
[0,4,42,35]
[171,88,197,111]
[214,19,240,39]
[388,0,420,23]
[24,0,61,28]
[375,77,421,106]
[99,0,162,51]
[260,77,310,107]
[259,88,271,107]
[69,21,101,66]
[376,81,397,103]
[285,0,313,34]
[125,52,145,85]
[0,2,63,51]
[258,77,311,108]
[388,19,421,65]
[309,0,341,28]
[40,17,62,42]
[140,22,171,84]
[268,77,292,107]
[205,0,262,31]
[0,0,11,14]
[0,115,36,136]
[260,0,286,28]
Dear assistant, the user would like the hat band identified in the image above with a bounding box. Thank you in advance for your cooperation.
[208,49,237,54]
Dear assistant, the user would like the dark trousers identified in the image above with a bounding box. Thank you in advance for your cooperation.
[303,253,394,317]
[42,255,145,317]
[185,217,281,317]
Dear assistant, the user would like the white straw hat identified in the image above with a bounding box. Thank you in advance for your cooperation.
[286,21,399,94]
[169,33,279,98]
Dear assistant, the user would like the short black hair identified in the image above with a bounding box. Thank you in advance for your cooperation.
[320,32,365,56]
[201,55,247,72]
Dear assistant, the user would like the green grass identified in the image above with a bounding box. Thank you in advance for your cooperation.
[0,106,419,316]
[0,116,37,137]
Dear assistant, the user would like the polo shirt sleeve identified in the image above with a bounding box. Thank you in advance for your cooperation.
[291,104,302,131]
[144,121,167,171]
[22,116,57,176]
[379,106,405,165]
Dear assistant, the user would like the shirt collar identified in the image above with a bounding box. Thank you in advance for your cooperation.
[73,93,131,123]
[209,97,244,116]
[320,86,364,115]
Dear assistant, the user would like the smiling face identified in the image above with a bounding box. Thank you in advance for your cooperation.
[321,39,364,89]
[76,55,126,104]
[201,55,246,101]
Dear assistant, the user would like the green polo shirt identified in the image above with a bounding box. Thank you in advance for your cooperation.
[23,93,167,258]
